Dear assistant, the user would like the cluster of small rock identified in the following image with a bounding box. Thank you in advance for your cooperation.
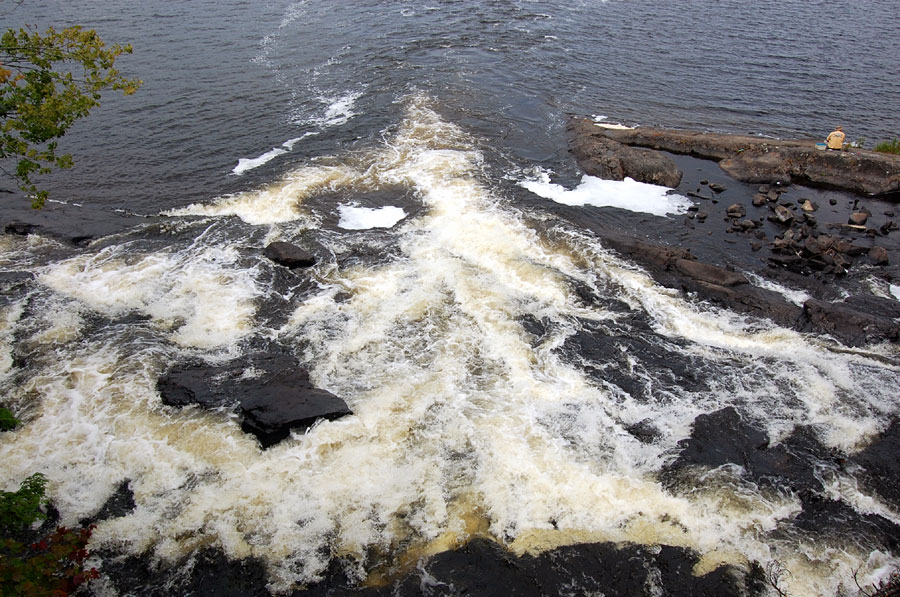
[716,183,894,277]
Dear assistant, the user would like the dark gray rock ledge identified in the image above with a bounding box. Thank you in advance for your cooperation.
[157,352,351,448]
[569,118,900,196]
[96,538,766,597]
[600,232,899,347]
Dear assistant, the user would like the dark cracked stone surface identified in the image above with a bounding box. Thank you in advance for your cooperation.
[157,352,352,448]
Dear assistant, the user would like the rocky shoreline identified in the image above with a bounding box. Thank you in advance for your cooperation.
[569,118,900,196]
[565,118,900,348]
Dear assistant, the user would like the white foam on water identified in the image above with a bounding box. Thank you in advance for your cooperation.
[822,473,900,526]
[292,90,364,129]
[320,91,361,127]
[520,171,691,217]
[233,147,288,176]
[232,134,313,176]
[4,96,900,595]
[337,205,407,230]
[594,121,635,131]
[37,230,260,350]
[891,284,900,301]
[0,301,24,381]
[745,271,811,306]
[46,198,84,207]
[166,165,356,225]
[0,339,261,529]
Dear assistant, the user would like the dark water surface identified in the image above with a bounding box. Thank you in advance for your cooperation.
[2,2,900,596]
[3,0,898,214]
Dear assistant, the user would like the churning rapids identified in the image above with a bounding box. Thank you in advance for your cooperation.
[2,98,898,595]
[2,1,900,595]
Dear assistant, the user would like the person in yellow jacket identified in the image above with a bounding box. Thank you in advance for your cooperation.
[826,126,845,150]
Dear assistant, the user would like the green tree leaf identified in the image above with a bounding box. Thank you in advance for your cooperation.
[1,24,141,207]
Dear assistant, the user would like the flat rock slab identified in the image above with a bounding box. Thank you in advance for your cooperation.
[851,420,900,510]
[157,352,351,448]
[804,298,900,346]
[570,118,900,196]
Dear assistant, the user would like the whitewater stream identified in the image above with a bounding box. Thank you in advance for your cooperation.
[2,1,900,595]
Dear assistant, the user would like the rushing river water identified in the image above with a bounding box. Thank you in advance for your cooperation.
[2,1,900,595]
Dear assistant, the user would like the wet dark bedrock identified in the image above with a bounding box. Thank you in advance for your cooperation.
[98,538,766,597]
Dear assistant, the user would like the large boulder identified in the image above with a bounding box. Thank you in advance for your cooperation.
[570,132,683,188]
[238,370,351,448]
[263,241,317,268]
[157,353,351,448]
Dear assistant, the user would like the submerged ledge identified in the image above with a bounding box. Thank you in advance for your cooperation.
[569,118,900,196]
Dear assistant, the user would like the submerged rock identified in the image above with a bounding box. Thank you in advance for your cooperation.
[263,241,317,268]
[157,353,351,448]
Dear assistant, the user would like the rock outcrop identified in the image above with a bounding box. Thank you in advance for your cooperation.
[663,407,833,493]
[569,118,900,196]
[851,420,900,510]
[570,129,683,187]
[663,407,900,552]
[157,352,351,448]
[804,298,900,347]
[263,241,317,268]
[598,232,899,346]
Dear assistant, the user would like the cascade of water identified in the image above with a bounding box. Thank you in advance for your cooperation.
[1,98,898,595]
